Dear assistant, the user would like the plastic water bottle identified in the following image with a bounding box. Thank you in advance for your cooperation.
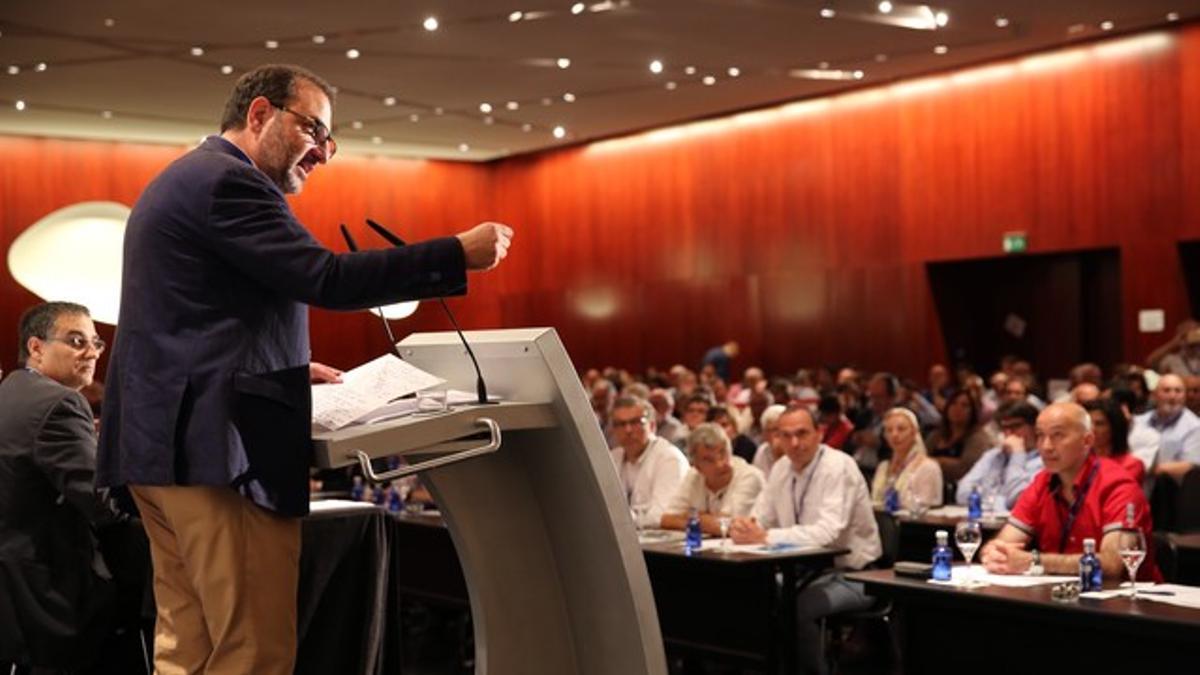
[372,485,387,506]
[1079,538,1103,591]
[884,485,900,514]
[387,482,404,512]
[932,530,953,581]
[967,486,982,521]
[685,508,703,555]
[350,476,364,501]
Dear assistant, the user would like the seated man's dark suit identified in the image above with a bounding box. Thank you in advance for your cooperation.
[0,369,121,669]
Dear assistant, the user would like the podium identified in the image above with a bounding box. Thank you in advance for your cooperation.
[312,328,667,675]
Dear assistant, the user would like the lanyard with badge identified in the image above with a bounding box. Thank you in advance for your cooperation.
[792,448,825,522]
[1057,459,1100,552]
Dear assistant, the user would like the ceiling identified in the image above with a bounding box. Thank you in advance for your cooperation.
[0,0,1195,161]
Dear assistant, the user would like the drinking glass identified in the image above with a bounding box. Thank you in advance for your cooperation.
[955,520,985,587]
[631,504,649,537]
[1117,527,1147,599]
[718,512,733,551]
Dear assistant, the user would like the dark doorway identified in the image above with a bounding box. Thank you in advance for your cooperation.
[1178,241,1200,319]
[926,249,1122,380]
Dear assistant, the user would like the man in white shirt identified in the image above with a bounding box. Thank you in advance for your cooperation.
[730,407,881,674]
[661,423,765,535]
[608,396,689,529]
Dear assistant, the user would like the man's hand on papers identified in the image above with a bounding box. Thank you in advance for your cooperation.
[310,361,344,384]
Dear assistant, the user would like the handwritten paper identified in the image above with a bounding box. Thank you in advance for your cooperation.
[311,354,444,430]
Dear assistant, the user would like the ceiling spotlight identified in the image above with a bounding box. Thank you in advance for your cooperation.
[220,64,234,74]
[875,53,888,62]
[935,11,949,27]
[506,101,520,110]
[727,66,740,77]
[933,45,948,55]
[458,143,470,152]
[104,18,115,27]
[553,125,567,139]
[878,1,893,14]
[665,81,677,90]
[265,39,279,49]
[995,16,1009,28]
[190,46,204,56]
[312,34,326,44]
[410,113,420,122]
[351,120,363,129]
[1067,23,1087,34]
[1167,12,1180,22]
[423,16,440,31]
[509,11,524,22]
[1100,20,1114,31]
[649,59,664,74]
[371,136,383,145]
[541,97,553,106]
[6,65,17,75]
[484,116,494,125]
[563,92,576,102]
[434,106,444,115]
[571,3,586,15]
[480,102,493,113]
[346,48,361,59]
[35,62,47,72]
[702,75,716,85]
[684,65,696,75]
[14,100,26,111]
[818,61,830,69]
[820,7,836,19]
[383,96,397,106]
[522,123,533,132]
[557,57,571,69]
[101,110,113,119]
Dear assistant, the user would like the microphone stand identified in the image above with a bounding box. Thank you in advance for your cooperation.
[340,224,403,361]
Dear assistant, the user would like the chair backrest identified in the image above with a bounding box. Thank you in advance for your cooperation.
[873,510,900,568]
[1175,467,1200,533]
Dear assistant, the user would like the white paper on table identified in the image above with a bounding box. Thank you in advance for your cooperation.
[311,354,445,431]
[1137,583,1200,609]
[308,499,378,513]
[928,565,1076,587]
[925,505,1010,519]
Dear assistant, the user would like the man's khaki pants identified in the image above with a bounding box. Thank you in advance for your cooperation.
[130,485,301,675]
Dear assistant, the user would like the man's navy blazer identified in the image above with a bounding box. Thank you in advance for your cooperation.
[97,136,467,516]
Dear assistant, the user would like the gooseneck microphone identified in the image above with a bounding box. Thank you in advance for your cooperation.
[361,218,495,407]
[340,223,403,361]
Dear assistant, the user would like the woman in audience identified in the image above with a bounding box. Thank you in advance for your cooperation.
[925,390,995,482]
[708,405,758,463]
[871,407,944,510]
[1083,398,1145,484]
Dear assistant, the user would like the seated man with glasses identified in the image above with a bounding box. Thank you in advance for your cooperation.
[955,402,1043,509]
[0,302,127,673]
[608,396,689,530]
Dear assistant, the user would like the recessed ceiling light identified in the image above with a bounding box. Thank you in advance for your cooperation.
[702,75,716,85]
[434,107,444,115]
[101,110,113,119]
[423,16,440,31]
[541,97,553,106]
[220,65,234,74]
[351,120,363,129]
[935,11,949,27]
[480,102,493,113]
[665,81,677,90]
[818,61,830,70]
[878,1,893,14]
[104,18,115,28]
[509,11,524,22]
[506,101,520,110]
[14,100,25,111]
[553,125,566,139]
[522,123,533,132]
[383,96,397,106]
[563,92,576,102]
[1067,23,1087,34]
[1100,20,1114,31]
[820,8,836,19]
[265,39,279,49]
[372,136,383,144]
[684,65,696,75]
[458,143,470,152]
[5,65,17,75]
[571,3,586,15]
[346,48,361,59]
[649,59,664,74]
[995,16,1010,28]
[190,46,204,56]
[1167,12,1180,22]
[854,70,865,80]
[484,116,495,125]
[933,45,948,55]
[34,62,47,72]
[312,34,326,44]
[727,66,740,77]
[410,113,420,122]
[875,53,888,62]
[557,57,571,69]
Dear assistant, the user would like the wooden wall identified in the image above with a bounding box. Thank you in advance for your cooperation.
[2,24,1199,382]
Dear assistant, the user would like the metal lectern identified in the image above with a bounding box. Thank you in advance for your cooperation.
[312,328,667,675]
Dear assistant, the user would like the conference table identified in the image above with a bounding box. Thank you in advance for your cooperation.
[883,507,1005,562]
[848,568,1200,671]
[297,505,844,675]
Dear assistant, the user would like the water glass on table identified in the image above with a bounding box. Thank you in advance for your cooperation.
[717,511,733,551]
[955,520,986,587]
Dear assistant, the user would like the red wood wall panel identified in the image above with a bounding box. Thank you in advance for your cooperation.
[2,25,1199,383]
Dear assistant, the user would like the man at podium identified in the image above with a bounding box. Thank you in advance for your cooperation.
[97,63,512,675]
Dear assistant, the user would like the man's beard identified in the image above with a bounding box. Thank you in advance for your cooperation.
[260,124,303,194]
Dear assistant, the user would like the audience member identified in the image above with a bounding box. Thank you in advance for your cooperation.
[608,396,689,529]
[981,403,1160,581]
[1083,398,1144,484]
[954,402,1043,508]
[701,340,739,383]
[1146,318,1199,374]
[925,389,995,482]
[1157,326,1200,377]
[922,363,953,411]
[817,394,855,450]
[660,424,764,534]
[1185,375,1200,417]
[751,404,788,476]
[1130,373,1200,484]
[707,405,758,464]
[648,388,687,447]
[870,408,944,510]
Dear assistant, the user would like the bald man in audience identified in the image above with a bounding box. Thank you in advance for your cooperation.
[1130,373,1200,483]
[1070,382,1101,403]
[981,402,1160,581]
[608,396,689,529]
[731,407,881,674]
[660,423,765,535]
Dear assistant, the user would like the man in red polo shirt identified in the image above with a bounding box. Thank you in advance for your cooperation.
[981,402,1160,581]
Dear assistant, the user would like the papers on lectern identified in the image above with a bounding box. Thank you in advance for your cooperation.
[311,354,445,431]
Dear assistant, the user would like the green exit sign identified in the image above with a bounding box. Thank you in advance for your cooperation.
[1003,231,1028,254]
